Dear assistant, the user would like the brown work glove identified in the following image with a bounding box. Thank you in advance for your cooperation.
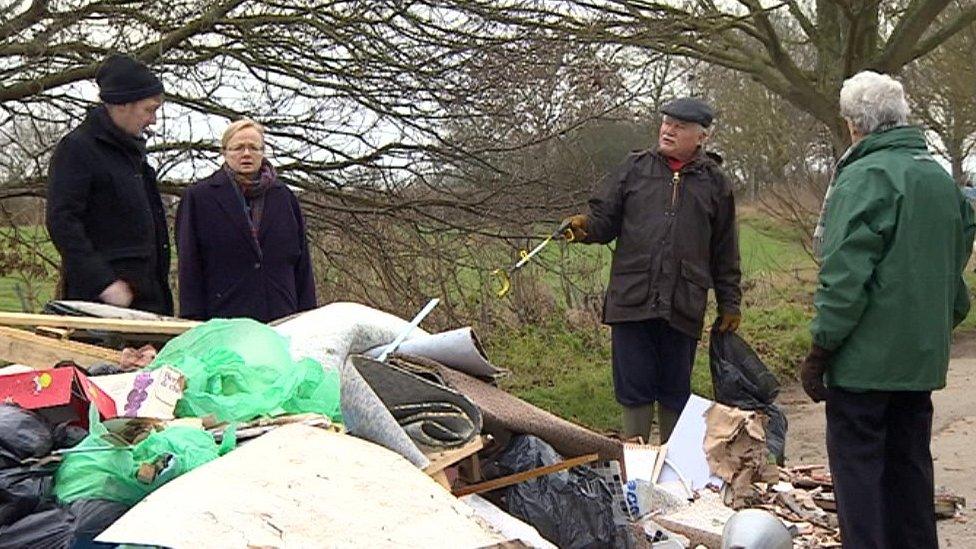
[799,345,831,403]
[716,311,741,332]
[563,214,588,241]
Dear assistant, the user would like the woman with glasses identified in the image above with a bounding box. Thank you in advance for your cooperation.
[175,119,316,322]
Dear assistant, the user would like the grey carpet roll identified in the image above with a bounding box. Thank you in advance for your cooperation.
[353,356,482,450]
[396,354,623,462]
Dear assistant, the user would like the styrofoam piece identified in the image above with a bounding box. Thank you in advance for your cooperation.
[366,327,504,378]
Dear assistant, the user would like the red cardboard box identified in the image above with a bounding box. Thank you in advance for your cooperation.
[0,365,117,428]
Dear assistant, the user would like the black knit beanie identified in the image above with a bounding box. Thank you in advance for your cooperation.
[96,54,164,105]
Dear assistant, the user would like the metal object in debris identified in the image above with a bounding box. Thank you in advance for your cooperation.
[721,508,793,549]
[377,298,440,362]
[491,220,574,298]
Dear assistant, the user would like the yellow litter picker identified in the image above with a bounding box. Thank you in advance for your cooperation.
[491,219,575,298]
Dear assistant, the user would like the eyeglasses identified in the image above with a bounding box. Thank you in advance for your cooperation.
[225,143,264,153]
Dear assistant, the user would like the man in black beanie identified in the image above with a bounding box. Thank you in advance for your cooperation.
[46,54,174,315]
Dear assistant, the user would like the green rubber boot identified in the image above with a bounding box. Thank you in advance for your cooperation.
[621,404,654,443]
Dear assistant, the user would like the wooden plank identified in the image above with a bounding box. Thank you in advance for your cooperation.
[0,312,199,335]
[430,470,451,490]
[654,515,723,549]
[35,326,73,340]
[452,453,599,498]
[0,326,120,370]
[424,436,485,475]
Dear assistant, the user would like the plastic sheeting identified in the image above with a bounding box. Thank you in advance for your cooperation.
[486,435,631,549]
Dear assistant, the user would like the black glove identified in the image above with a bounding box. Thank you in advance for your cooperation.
[800,345,831,403]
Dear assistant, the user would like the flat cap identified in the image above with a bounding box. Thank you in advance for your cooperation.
[660,97,714,128]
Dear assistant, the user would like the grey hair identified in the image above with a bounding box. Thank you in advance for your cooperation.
[839,71,910,135]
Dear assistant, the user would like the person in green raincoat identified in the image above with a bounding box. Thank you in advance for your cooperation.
[800,71,975,549]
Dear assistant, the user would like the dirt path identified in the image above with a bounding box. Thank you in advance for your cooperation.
[780,333,976,547]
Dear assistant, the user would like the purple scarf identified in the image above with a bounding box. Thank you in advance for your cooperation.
[225,159,276,239]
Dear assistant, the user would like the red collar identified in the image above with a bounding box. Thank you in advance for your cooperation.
[666,156,689,172]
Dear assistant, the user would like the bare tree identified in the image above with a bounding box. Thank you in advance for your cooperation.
[904,8,976,185]
[443,0,976,151]
[1,0,679,322]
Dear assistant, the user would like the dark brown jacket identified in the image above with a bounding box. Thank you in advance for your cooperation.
[584,148,741,338]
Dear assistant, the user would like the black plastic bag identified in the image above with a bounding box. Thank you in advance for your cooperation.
[763,406,788,466]
[709,330,788,464]
[52,423,88,451]
[709,330,780,406]
[489,435,629,549]
[0,498,128,549]
[0,464,56,526]
[0,405,54,468]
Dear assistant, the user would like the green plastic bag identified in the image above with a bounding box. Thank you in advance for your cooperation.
[149,318,341,423]
[54,407,234,506]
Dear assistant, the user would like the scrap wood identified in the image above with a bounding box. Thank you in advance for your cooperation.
[0,325,120,370]
[424,436,485,476]
[782,464,833,489]
[652,492,731,549]
[452,453,599,497]
[652,516,721,549]
[208,414,338,443]
[35,326,73,339]
[0,312,199,335]
[788,464,826,473]
[812,492,837,512]
[935,493,966,520]
[775,492,836,530]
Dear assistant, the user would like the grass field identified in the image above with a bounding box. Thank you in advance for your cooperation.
[0,225,58,312]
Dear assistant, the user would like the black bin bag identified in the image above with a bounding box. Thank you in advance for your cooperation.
[709,329,789,464]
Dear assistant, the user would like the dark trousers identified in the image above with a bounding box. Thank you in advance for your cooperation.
[826,387,937,549]
[610,319,697,411]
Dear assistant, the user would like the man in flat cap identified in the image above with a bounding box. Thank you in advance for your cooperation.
[46,54,173,314]
[564,97,741,443]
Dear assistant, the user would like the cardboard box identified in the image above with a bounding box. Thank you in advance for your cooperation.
[0,365,117,428]
[90,366,184,420]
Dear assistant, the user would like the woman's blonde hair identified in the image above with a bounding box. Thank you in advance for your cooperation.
[221,118,266,150]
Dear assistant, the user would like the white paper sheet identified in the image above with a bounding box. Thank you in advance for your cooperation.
[656,395,724,491]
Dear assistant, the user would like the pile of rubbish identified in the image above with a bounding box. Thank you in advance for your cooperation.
[0,299,911,548]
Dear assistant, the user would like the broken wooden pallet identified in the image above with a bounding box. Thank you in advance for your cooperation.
[0,326,120,370]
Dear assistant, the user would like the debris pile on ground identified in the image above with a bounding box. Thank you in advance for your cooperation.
[5,299,959,548]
